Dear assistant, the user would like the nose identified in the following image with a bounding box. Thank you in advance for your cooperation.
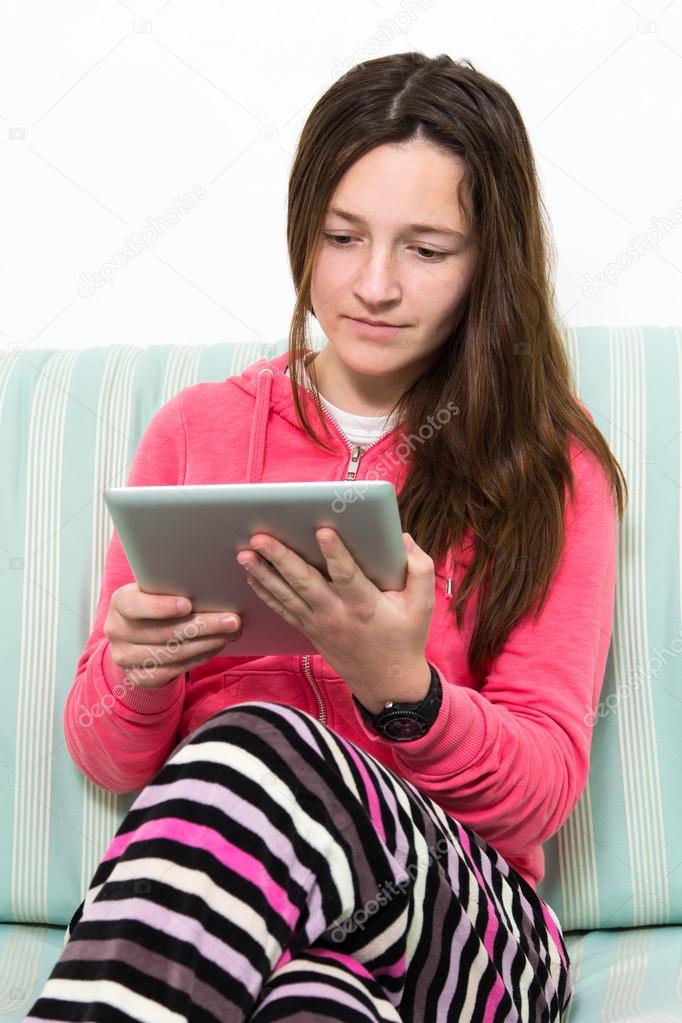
[351,246,402,306]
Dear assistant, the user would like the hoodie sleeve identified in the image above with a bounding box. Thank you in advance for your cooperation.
[352,443,619,869]
[63,391,190,794]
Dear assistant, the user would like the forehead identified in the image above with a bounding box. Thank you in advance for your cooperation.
[326,142,468,230]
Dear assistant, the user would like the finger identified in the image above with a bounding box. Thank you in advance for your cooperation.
[124,644,227,688]
[402,532,437,600]
[315,528,370,593]
[113,632,233,673]
[246,536,317,612]
[119,611,240,646]
[245,573,304,628]
[242,556,310,619]
[116,584,190,621]
[404,531,435,573]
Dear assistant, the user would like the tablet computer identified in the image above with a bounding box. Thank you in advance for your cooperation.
[103,481,407,655]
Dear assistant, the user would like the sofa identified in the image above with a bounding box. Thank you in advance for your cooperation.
[0,327,680,1022]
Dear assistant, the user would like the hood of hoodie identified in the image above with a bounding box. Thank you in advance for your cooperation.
[230,348,412,485]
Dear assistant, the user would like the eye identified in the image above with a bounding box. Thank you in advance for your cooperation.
[415,247,445,262]
[323,234,448,263]
[324,233,353,247]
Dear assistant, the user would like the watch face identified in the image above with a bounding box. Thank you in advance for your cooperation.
[382,717,427,741]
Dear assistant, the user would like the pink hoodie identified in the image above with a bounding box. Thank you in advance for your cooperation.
[64,350,618,890]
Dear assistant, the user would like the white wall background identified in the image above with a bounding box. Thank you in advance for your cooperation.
[1,0,680,354]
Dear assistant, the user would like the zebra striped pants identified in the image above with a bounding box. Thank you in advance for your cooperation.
[23,702,573,1022]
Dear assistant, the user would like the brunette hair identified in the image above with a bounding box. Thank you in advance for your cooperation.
[285,51,627,682]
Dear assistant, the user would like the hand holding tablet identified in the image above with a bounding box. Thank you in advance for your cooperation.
[103,580,244,689]
[103,481,409,656]
[236,522,435,703]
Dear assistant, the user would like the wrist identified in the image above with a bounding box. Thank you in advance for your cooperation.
[353,657,432,716]
[352,661,443,743]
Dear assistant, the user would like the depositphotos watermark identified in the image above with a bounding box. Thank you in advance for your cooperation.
[331,399,459,513]
[257,763,452,944]
[328,835,451,942]
[581,196,682,299]
[583,625,682,727]
[76,185,208,297]
[330,0,436,77]
[77,617,208,727]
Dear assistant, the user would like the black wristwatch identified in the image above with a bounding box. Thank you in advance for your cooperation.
[352,662,443,742]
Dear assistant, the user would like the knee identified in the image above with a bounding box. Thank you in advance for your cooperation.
[192,700,318,740]
[174,701,321,781]
[167,701,320,813]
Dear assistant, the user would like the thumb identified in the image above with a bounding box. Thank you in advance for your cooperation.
[403,532,423,555]
[403,531,435,586]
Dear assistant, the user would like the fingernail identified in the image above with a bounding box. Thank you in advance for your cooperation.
[221,616,239,631]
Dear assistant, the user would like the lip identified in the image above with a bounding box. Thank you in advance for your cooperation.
[345,315,406,340]
[351,316,400,326]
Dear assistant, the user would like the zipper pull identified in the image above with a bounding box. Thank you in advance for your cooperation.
[346,445,363,479]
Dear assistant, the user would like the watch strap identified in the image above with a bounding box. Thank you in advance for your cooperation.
[353,662,443,742]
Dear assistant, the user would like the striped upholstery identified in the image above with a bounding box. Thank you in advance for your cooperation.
[0,329,680,1021]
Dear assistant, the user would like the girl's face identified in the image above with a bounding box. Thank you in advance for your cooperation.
[310,140,479,387]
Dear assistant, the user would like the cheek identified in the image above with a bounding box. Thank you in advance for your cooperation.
[456,250,478,294]
[310,254,354,325]
[310,254,335,312]
[312,250,347,291]
[432,259,477,308]
[413,269,466,317]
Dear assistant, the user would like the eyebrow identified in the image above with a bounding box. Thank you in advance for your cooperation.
[326,206,466,240]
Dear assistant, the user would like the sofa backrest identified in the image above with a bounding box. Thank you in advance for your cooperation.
[0,329,679,932]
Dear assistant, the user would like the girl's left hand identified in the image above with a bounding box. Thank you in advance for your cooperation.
[235,527,435,700]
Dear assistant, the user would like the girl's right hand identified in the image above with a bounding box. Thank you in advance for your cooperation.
[104,582,242,688]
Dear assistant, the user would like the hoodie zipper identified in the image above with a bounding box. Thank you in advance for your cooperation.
[300,403,434,724]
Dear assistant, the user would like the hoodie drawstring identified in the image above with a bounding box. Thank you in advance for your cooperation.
[246,366,274,483]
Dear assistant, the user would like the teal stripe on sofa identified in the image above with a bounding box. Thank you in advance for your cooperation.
[562,926,682,1021]
[0,330,680,946]
[537,327,682,932]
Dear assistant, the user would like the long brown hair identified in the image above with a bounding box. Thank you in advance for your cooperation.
[285,51,628,682]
